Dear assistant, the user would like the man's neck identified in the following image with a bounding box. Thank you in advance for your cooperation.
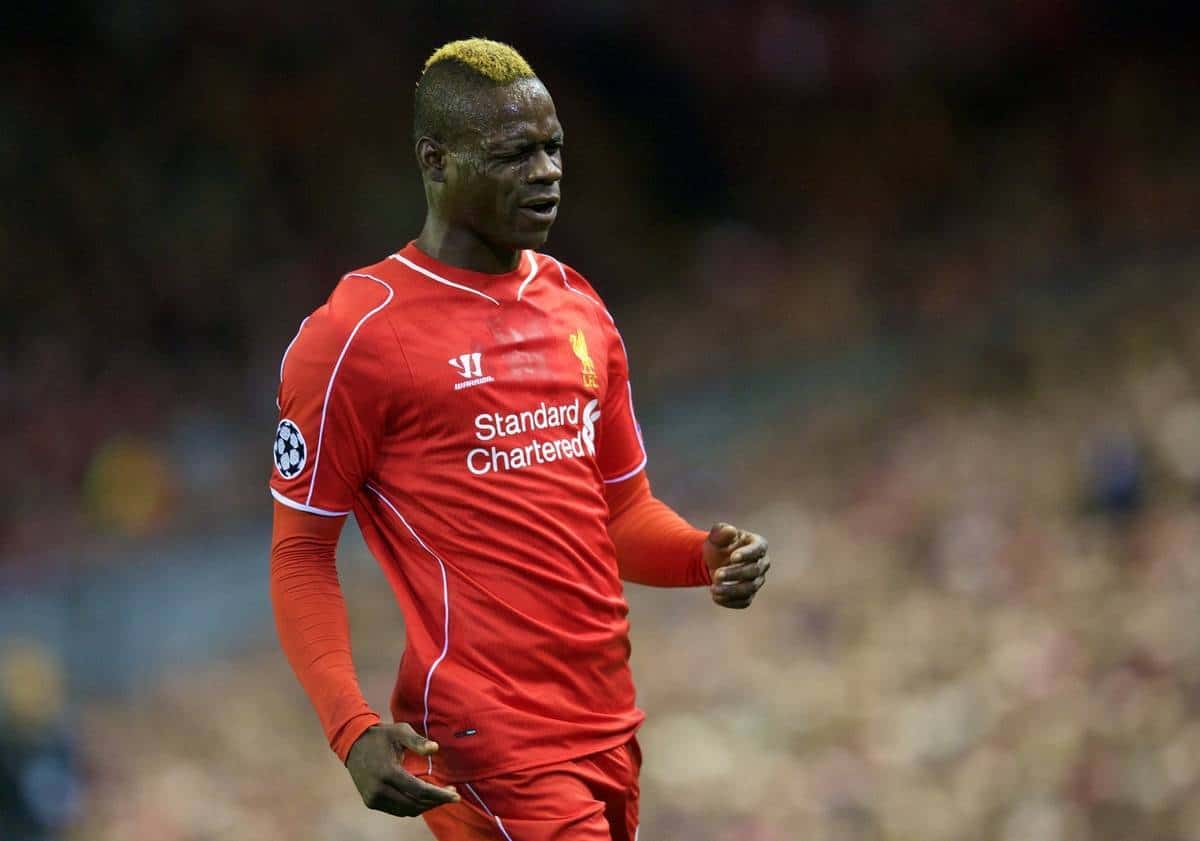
[415,217,521,274]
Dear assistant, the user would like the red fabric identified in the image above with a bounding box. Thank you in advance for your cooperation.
[270,504,379,762]
[268,471,705,763]
[419,737,642,841]
[269,243,678,780]
[604,471,710,587]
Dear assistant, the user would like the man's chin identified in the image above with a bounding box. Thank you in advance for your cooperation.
[509,227,552,250]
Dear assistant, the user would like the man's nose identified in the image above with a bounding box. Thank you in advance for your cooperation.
[526,148,561,183]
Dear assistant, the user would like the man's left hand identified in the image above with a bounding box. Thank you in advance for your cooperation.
[703,523,769,610]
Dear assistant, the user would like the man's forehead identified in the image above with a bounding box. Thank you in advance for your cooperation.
[474,79,560,141]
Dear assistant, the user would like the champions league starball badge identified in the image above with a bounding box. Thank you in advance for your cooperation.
[274,419,307,479]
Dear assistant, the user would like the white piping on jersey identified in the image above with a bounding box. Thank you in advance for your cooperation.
[602,453,648,485]
[627,381,647,454]
[279,316,310,381]
[635,826,640,841]
[270,487,350,517]
[389,253,502,306]
[515,251,539,301]
[548,254,603,308]
[463,783,516,841]
[363,483,450,776]
[305,273,394,507]
[276,316,311,409]
[603,380,649,481]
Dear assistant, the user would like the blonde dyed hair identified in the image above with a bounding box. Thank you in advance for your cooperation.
[422,38,535,84]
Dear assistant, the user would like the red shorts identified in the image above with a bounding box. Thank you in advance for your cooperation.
[420,737,642,841]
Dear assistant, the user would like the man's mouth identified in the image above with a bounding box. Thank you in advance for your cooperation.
[519,196,559,220]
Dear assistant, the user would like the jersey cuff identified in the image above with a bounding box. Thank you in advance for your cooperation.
[695,534,713,586]
[333,711,383,764]
[270,487,351,517]
[602,454,648,485]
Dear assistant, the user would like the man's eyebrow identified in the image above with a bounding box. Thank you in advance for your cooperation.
[488,128,564,148]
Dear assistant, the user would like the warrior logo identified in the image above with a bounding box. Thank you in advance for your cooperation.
[449,352,494,391]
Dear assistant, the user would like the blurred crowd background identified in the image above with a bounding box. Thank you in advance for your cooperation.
[4,1,1200,839]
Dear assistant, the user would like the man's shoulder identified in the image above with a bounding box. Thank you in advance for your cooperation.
[536,251,609,311]
[286,262,399,366]
[334,254,404,303]
[316,256,408,333]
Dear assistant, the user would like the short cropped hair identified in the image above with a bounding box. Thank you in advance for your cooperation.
[413,38,538,147]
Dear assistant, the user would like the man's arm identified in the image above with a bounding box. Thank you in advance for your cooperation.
[604,471,769,608]
[569,262,770,607]
[269,503,378,758]
[270,502,460,815]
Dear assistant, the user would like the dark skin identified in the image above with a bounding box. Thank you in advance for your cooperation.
[347,75,770,817]
[415,77,565,274]
[345,723,459,816]
[703,523,771,609]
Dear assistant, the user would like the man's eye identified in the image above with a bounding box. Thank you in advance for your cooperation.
[494,142,561,162]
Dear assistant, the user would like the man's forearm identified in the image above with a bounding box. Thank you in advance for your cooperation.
[270,503,380,761]
[604,471,710,586]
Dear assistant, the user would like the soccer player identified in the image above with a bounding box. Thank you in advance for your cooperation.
[269,38,770,841]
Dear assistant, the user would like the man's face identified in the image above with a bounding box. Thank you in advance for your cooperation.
[441,79,563,252]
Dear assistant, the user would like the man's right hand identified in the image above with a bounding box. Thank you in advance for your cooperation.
[345,723,462,817]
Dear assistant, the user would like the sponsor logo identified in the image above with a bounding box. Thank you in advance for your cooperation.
[449,352,483,378]
[467,398,600,476]
[273,419,306,479]
[581,399,600,456]
[569,328,599,390]
[449,351,494,391]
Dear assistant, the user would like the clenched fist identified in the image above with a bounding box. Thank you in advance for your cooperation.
[703,523,770,610]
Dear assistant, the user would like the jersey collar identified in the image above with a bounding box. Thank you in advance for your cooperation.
[392,242,539,305]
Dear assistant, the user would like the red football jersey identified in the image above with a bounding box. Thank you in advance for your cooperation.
[270,242,649,781]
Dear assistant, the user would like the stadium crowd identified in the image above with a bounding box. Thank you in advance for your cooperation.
[4,2,1200,839]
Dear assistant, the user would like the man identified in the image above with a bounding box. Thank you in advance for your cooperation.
[269,38,769,841]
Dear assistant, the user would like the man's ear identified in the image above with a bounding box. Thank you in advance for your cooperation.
[416,137,447,183]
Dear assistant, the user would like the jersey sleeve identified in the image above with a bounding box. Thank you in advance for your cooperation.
[605,470,710,586]
[597,315,649,484]
[270,502,381,760]
[269,286,395,516]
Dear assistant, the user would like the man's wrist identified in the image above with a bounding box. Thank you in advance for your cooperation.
[696,533,713,586]
[334,712,384,764]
